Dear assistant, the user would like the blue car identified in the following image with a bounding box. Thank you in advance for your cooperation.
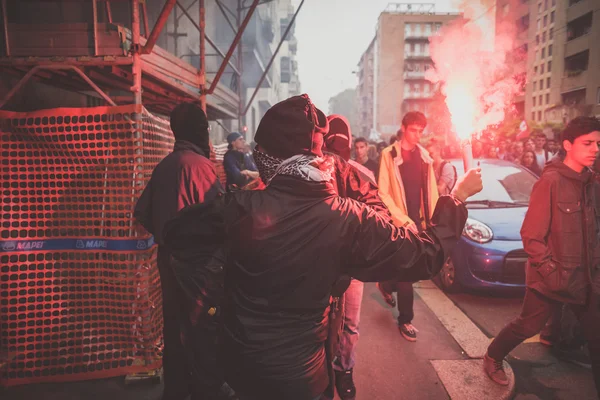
[434,159,538,293]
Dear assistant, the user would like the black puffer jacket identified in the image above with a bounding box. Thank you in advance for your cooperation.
[218,175,467,399]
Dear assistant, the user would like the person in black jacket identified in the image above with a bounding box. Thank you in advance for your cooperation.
[165,94,482,400]
[323,114,380,400]
[134,102,224,400]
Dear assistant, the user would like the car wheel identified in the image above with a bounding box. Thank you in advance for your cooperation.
[434,258,461,293]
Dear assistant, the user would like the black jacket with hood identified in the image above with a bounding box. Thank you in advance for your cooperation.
[166,176,466,400]
[522,159,600,304]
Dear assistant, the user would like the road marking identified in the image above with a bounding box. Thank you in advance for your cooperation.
[414,281,516,399]
[431,360,515,400]
[414,281,491,359]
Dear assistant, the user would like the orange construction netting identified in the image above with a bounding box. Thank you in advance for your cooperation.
[0,104,174,386]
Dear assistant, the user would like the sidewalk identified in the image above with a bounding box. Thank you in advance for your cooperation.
[352,281,514,400]
[1,282,513,400]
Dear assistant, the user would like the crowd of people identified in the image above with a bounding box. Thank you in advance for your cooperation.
[134,93,600,400]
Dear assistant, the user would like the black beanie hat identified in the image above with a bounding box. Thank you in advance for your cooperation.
[324,114,352,161]
[170,102,210,154]
[254,94,328,159]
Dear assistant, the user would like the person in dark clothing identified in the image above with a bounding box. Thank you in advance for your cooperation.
[323,114,386,400]
[133,102,225,400]
[205,94,481,400]
[484,117,600,396]
[223,132,259,191]
[354,137,379,181]
[376,112,439,342]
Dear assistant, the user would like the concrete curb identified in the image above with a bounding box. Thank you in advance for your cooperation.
[416,281,517,400]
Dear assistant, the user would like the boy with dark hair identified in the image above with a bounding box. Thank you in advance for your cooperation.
[534,132,551,170]
[483,117,600,396]
[354,137,379,180]
[376,111,439,341]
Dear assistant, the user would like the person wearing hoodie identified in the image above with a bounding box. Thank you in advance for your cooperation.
[375,111,439,342]
[322,114,386,400]
[173,94,482,400]
[483,117,600,396]
[133,102,225,400]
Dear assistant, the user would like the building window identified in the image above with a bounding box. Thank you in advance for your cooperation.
[533,97,537,106]
[415,23,422,36]
[425,23,432,35]
[532,112,536,121]
[550,27,553,39]
[546,93,550,104]
[405,23,411,36]
[567,12,593,41]
[597,87,600,104]
[534,65,538,75]
[543,15,547,27]
[542,47,546,58]
[538,3,542,13]
[537,19,541,31]
[540,79,544,90]
[542,31,546,42]
[547,77,551,88]
[550,11,555,23]
[565,50,590,75]
[534,81,537,91]
[536,34,540,44]
[541,64,545,74]
[552,0,556,6]
[549,44,552,56]
[519,14,530,32]
[548,60,552,72]
[539,95,543,105]
[544,0,548,10]
[538,111,542,120]
[503,4,510,16]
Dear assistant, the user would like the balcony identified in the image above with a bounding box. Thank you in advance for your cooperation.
[561,70,588,93]
[404,70,426,79]
[568,0,592,21]
[565,34,591,58]
[404,32,430,40]
[403,92,432,100]
[404,52,430,60]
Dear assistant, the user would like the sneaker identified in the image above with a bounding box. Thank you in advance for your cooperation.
[399,323,418,342]
[483,353,509,386]
[334,369,356,400]
[376,282,396,308]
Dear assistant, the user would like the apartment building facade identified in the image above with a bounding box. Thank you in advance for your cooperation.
[356,3,460,139]
[497,0,600,126]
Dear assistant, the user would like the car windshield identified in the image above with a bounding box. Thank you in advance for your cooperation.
[452,161,536,207]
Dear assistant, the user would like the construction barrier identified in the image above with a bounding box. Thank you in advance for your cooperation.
[0,104,174,386]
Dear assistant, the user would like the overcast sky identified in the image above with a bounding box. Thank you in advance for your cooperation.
[290,0,459,111]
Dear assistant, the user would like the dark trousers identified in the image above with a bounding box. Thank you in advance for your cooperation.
[380,280,414,324]
[157,248,191,400]
[488,288,600,397]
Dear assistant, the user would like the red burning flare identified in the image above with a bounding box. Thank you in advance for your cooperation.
[426,1,522,142]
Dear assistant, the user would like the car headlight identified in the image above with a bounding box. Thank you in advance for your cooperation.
[462,218,493,244]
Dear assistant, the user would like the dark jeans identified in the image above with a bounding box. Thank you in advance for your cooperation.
[380,280,414,324]
[488,288,600,397]
[157,248,191,400]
